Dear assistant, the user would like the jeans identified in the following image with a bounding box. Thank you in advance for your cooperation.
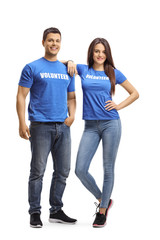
[75,119,121,209]
[28,122,71,214]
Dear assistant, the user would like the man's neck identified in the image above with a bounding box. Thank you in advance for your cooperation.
[44,54,58,62]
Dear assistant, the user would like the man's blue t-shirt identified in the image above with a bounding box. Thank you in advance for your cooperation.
[19,58,75,122]
[77,64,127,120]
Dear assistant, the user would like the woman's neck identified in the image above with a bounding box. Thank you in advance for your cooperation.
[92,63,104,71]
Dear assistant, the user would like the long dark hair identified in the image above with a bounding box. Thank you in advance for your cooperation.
[87,38,116,95]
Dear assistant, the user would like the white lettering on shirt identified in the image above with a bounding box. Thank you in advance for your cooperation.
[40,73,69,80]
[86,74,109,80]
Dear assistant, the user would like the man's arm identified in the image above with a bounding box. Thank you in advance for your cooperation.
[61,60,77,76]
[64,91,76,127]
[16,86,30,140]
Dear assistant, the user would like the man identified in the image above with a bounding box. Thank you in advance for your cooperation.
[16,27,77,228]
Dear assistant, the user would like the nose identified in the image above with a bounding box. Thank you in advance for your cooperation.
[52,40,56,45]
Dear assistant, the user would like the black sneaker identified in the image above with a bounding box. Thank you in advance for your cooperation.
[30,213,43,228]
[93,199,113,228]
[105,199,113,218]
[49,210,77,224]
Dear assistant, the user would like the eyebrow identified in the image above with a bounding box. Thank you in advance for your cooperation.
[94,49,105,51]
[48,38,61,41]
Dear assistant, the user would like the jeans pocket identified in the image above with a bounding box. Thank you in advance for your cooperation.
[63,122,70,128]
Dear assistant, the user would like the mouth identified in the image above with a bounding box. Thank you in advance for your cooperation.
[50,47,58,51]
[97,57,104,61]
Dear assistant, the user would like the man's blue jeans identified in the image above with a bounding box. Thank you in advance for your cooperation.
[75,119,121,209]
[28,122,71,214]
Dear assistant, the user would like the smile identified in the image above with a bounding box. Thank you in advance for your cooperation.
[97,58,104,60]
[50,47,57,50]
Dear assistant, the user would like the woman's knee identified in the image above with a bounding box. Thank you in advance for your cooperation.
[75,165,85,179]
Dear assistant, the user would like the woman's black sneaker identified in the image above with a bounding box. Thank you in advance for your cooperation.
[49,210,77,224]
[93,212,106,227]
[30,213,43,228]
[93,199,113,228]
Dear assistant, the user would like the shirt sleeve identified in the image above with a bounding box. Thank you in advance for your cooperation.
[77,64,87,76]
[18,64,33,88]
[115,69,127,85]
[67,75,75,92]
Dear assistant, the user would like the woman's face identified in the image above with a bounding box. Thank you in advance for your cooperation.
[93,43,107,66]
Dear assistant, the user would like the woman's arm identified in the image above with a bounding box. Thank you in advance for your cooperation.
[105,80,139,111]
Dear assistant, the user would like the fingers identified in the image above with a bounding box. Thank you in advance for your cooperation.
[68,67,77,77]
[67,62,77,77]
[19,126,30,140]
[26,128,31,138]
[75,69,78,75]
[20,131,29,140]
[64,118,70,127]
[64,117,74,127]
[105,100,116,111]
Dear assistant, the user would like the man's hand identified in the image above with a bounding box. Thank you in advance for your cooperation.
[67,61,77,77]
[64,116,75,127]
[19,123,31,140]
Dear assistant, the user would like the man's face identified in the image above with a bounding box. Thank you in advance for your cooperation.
[42,33,61,57]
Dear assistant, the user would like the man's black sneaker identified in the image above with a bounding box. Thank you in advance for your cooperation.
[30,213,43,228]
[49,210,77,224]
[93,199,113,228]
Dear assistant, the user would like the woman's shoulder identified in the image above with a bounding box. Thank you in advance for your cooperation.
[114,68,127,84]
[77,64,88,69]
[77,64,88,75]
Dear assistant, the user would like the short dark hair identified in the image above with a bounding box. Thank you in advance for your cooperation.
[43,27,61,41]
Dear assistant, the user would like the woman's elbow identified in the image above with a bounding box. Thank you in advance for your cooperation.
[135,90,139,100]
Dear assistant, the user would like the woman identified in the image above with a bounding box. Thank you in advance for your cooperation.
[68,38,139,227]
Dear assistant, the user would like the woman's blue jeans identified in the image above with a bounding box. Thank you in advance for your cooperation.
[75,119,121,209]
[28,122,71,214]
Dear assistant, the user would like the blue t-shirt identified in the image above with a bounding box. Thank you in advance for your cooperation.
[19,57,75,122]
[77,64,127,120]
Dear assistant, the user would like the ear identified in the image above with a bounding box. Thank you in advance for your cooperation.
[42,40,45,47]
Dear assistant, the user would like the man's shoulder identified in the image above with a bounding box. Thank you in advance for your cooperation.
[24,58,47,74]
[56,60,67,68]
[56,60,70,74]
[27,57,43,67]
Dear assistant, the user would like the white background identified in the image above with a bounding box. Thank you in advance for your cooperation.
[1,0,160,239]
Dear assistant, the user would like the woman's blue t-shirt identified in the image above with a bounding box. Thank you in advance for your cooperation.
[77,64,127,120]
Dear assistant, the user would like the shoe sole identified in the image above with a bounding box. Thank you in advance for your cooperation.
[93,199,113,228]
[49,219,77,225]
[30,224,42,228]
[93,223,106,228]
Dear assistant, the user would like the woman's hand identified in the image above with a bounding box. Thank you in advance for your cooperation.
[105,100,120,111]
[67,61,78,77]
[105,80,139,112]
